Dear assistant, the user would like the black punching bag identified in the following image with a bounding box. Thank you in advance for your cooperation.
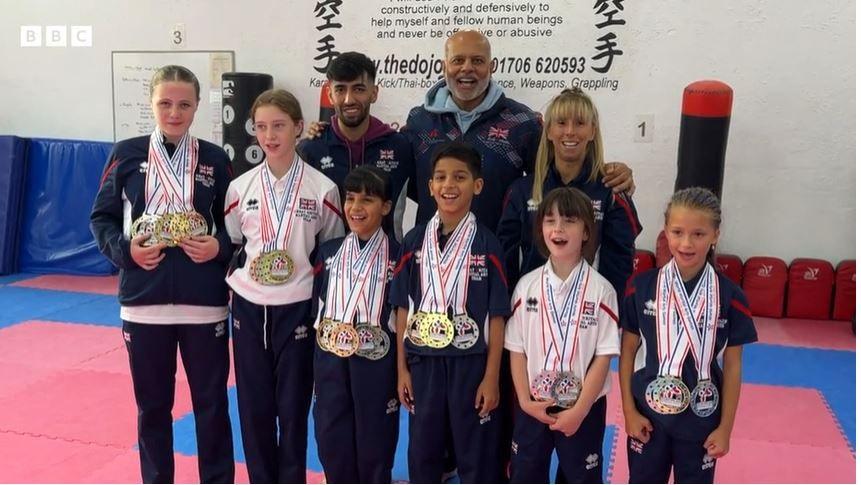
[222,73,273,178]
[657,80,733,266]
[674,80,733,198]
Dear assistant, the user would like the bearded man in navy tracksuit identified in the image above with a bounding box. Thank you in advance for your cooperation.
[298,51,412,240]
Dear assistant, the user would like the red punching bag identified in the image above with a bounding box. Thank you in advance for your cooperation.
[319,80,335,122]
[657,80,734,264]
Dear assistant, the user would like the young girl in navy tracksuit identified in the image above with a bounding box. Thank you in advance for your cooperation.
[90,65,234,484]
[224,89,344,483]
[311,165,400,483]
[620,187,758,483]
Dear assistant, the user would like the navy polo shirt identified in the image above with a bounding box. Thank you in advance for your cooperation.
[620,266,758,441]
[389,219,511,357]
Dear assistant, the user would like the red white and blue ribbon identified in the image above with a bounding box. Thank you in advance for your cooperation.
[145,128,198,214]
[259,154,304,253]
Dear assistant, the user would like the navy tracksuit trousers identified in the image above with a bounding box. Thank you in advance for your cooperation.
[312,338,399,483]
[407,353,502,484]
[509,396,607,484]
[123,320,234,484]
[231,294,315,484]
[627,419,717,484]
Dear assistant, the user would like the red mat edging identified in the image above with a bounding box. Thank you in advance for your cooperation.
[12,275,119,295]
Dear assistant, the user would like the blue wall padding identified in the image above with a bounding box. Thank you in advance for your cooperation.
[18,138,115,275]
[0,136,29,274]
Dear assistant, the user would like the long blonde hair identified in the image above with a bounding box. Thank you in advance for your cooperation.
[532,88,605,203]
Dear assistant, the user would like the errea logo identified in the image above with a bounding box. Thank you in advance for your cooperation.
[585,453,599,470]
[526,297,539,313]
[643,299,657,317]
[702,454,715,470]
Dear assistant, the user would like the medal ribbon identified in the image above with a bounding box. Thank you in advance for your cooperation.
[669,261,720,381]
[417,212,477,315]
[540,260,590,374]
[655,262,689,377]
[325,229,388,325]
[145,128,198,214]
[259,154,304,253]
[357,237,389,327]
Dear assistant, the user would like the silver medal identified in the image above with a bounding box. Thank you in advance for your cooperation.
[690,380,719,417]
[450,314,480,350]
[355,323,390,361]
[551,371,583,409]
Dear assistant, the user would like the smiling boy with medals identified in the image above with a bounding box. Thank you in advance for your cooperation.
[505,187,620,483]
[619,188,758,484]
[389,142,510,483]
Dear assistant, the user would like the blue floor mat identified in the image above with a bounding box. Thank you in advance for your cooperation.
[0,286,111,328]
[0,273,38,285]
[744,342,856,449]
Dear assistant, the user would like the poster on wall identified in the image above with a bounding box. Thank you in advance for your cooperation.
[303,0,628,125]
[111,50,235,143]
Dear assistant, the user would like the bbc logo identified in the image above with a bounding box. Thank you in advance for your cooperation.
[20,26,93,47]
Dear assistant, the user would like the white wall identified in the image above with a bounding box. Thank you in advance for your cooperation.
[0,0,855,264]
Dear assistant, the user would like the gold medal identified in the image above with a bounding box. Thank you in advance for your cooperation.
[407,312,427,347]
[169,212,191,245]
[250,250,294,285]
[152,212,192,246]
[153,213,178,246]
[130,214,161,247]
[185,211,208,237]
[328,322,360,358]
[419,311,454,349]
[317,318,337,352]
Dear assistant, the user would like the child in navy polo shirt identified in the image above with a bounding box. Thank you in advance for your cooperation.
[389,141,510,483]
[620,187,758,483]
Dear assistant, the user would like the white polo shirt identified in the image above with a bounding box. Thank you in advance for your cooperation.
[225,160,345,306]
[505,260,620,399]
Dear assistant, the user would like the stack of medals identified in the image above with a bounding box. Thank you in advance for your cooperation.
[406,213,480,350]
[529,261,589,409]
[248,156,303,286]
[645,260,720,417]
[317,228,391,360]
[132,212,209,247]
[130,130,208,247]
